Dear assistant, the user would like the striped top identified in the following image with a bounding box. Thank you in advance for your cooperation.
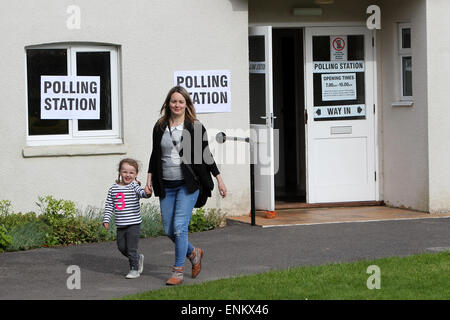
[103,181,150,227]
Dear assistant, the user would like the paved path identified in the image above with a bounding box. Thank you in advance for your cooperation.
[1,217,449,300]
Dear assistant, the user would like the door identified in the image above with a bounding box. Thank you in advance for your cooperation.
[249,26,276,212]
[305,27,377,203]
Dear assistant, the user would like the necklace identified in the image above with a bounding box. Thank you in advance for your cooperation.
[170,117,184,128]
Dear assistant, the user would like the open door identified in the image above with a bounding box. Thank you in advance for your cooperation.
[305,27,377,203]
[249,26,276,212]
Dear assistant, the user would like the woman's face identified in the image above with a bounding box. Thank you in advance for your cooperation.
[169,92,187,117]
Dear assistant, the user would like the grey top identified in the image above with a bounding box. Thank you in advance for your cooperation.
[161,123,184,181]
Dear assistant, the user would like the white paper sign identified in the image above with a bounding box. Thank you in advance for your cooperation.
[313,61,365,73]
[174,70,231,113]
[330,36,347,61]
[249,61,266,74]
[314,104,366,120]
[321,73,356,101]
[41,76,100,119]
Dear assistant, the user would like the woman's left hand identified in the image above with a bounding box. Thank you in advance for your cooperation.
[216,174,227,198]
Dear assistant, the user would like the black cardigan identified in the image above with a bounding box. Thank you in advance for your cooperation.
[148,120,220,199]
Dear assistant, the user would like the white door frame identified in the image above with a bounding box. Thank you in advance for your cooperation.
[249,26,276,212]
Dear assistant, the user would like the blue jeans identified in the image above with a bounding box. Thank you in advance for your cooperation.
[160,184,199,267]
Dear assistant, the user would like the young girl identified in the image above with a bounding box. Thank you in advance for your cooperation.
[103,158,151,279]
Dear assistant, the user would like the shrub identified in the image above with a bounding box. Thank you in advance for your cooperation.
[0,225,12,252]
[6,221,47,251]
[205,208,227,229]
[189,208,227,233]
[0,211,39,231]
[78,206,116,242]
[140,203,165,238]
[0,196,227,253]
[0,200,13,216]
[189,208,208,232]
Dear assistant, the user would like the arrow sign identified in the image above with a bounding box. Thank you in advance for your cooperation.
[313,104,366,120]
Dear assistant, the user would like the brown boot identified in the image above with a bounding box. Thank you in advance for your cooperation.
[166,266,184,285]
[188,248,204,278]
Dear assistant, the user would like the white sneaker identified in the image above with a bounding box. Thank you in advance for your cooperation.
[138,254,144,274]
[125,270,140,279]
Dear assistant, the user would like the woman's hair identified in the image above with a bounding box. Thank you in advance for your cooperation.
[116,158,141,185]
[157,86,197,130]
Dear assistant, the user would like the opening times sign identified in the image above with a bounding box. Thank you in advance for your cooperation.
[41,76,100,119]
[321,73,356,101]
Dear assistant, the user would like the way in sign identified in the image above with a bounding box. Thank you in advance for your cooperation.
[327,107,352,115]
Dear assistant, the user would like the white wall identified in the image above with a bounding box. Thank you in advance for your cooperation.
[379,0,429,212]
[426,0,450,213]
[249,0,377,25]
[0,0,250,216]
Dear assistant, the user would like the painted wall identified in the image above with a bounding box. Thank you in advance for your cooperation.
[426,0,450,213]
[249,0,377,25]
[379,0,429,212]
[0,0,250,216]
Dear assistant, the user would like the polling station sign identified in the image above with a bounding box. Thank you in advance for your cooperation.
[40,76,100,119]
[313,61,365,73]
[174,70,231,113]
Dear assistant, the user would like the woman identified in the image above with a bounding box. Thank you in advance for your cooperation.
[146,86,226,285]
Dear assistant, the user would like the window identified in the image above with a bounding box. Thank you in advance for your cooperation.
[398,23,412,100]
[26,44,121,145]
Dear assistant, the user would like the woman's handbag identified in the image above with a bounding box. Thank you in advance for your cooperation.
[168,125,209,208]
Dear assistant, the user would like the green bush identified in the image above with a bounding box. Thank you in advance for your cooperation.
[189,208,208,232]
[80,206,116,242]
[189,208,226,233]
[0,200,12,216]
[0,225,12,252]
[0,211,39,231]
[140,203,165,238]
[6,221,47,251]
[0,196,227,253]
[36,196,77,246]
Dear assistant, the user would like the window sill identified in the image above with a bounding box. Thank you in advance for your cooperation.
[392,101,414,107]
[22,143,127,158]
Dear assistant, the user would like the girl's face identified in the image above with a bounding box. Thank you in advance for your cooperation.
[169,92,187,117]
[119,162,138,185]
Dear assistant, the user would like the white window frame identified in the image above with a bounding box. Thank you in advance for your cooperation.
[398,23,413,101]
[25,44,122,146]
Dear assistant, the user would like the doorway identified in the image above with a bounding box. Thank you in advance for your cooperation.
[249,25,378,211]
[272,28,306,203]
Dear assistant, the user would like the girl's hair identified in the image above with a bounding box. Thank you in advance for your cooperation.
[116,158,141,185]
[157,86,197,130]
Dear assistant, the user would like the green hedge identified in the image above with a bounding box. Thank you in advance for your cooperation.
[0,197,226,252]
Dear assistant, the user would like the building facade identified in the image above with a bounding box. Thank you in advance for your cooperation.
[0,0,448,216]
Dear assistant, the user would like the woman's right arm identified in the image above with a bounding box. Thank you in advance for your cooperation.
[146,124,158,194]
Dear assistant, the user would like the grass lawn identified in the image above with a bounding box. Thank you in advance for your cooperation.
[121,251,450,300]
